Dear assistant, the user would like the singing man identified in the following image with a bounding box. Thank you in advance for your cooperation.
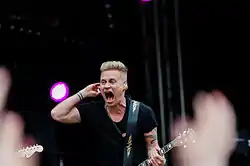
[51,61,166,166]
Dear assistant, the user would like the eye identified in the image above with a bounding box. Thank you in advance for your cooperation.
[109,79,116,84]
[101,80,106,84]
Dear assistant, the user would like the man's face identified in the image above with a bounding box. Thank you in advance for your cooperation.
[100,70,126,106]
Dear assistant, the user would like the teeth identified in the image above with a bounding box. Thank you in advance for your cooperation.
[107,97,113,100]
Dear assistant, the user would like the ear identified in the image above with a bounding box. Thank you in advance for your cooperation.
[123,82,128,90]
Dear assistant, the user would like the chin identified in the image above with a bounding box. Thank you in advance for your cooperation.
[106,101,117,107]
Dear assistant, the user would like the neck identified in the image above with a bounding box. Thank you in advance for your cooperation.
[107,95,126,114]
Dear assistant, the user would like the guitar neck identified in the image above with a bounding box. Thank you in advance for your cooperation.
[161,140,175,154]
[138,141,174,166]
[18,144,44,159]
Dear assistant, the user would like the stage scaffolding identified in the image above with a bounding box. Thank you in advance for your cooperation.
[139,0,187,165]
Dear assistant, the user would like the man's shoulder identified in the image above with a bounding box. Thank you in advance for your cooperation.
[76,100,105,122]
[132,100,158,133]
[77,99,104,110]
[132,100,153,114]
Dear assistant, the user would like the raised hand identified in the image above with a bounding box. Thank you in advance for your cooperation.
[0,67,38,166]
[79,83,100,98]
[172,91,237,166]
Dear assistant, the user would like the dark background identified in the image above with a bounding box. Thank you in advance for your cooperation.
[0,0,249,165]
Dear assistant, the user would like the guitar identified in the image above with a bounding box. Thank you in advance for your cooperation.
[18,144,44,158]
[138,128,195,166]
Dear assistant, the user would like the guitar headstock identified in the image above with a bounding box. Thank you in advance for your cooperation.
[18,144,44,158]
[172,128,195,148]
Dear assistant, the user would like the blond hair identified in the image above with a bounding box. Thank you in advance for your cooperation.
[100,61,128,73]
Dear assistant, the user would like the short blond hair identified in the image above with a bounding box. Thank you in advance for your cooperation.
[100,61,128,73]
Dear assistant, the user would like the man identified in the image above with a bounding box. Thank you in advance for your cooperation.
[0,67,237,166]
[51,61,165,166]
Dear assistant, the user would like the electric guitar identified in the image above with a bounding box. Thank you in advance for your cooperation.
[18,144,44,158]
[138,128,195,166]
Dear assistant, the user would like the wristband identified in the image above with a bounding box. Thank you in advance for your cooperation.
[77,92,84,100]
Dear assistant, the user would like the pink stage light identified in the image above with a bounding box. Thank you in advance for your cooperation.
[50,82,69,102]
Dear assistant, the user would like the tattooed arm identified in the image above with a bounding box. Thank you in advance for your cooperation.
[144,127,166,166]
[144,127,159,149]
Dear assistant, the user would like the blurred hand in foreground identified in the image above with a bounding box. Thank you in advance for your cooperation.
[172,91,237,166]
[0,67,38,166]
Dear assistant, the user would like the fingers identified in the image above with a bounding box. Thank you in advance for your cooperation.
[193,90,231,116]
[155,155,165,162]
[0,67,11,111]
[92,83,100,92]
[89,90,100,97]
[92,83,100,88]
[92,91,101,96]
[0,68,38,166]
[0,112,24,163]
[212,90,236,123]
[0,112,38,166]
[211,90,237,151]
[193,90,236,128]
[151,155,164,166]
[151,159,158,166]
[19,141,39,166]
[20,155,39,166]
[94,83,100,86]
[211,90,235,117]
[150,149,165,166]
[192,91,209,122]
[193,91,228,125]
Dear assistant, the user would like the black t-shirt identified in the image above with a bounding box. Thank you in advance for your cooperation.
[76,96,158,166]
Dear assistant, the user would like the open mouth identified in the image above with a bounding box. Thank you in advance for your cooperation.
[104,91,115,103]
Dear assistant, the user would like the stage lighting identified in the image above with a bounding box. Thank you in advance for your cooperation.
[50,82,69,102]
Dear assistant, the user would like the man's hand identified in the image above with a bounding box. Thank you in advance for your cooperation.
[172,91,236,166]
[145,128,166,166]
[79,83,100,98]
[0,67,38,166]
[148,148,165,166]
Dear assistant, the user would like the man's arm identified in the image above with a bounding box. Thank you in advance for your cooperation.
[144,127,166,165]
[144,127,161,155]
[50,88,90,124]
[51,83,100,124]
[50,93,82,124]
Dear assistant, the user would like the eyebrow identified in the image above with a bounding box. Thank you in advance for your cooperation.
[100,78,117,82]
[101,77,117,80]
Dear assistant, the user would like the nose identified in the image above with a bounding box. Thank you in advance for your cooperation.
[103,82,111,89]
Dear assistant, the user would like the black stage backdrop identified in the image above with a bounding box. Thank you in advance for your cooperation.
[1,0,250,166]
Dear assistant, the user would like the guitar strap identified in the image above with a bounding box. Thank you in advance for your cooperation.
[123,100,140,166]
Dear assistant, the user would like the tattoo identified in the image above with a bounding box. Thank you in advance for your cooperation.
[145,128,158,145]
[145,135,157,144]
[145,128,165,162]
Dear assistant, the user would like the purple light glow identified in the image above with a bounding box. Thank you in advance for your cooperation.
[50,82,69,102]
